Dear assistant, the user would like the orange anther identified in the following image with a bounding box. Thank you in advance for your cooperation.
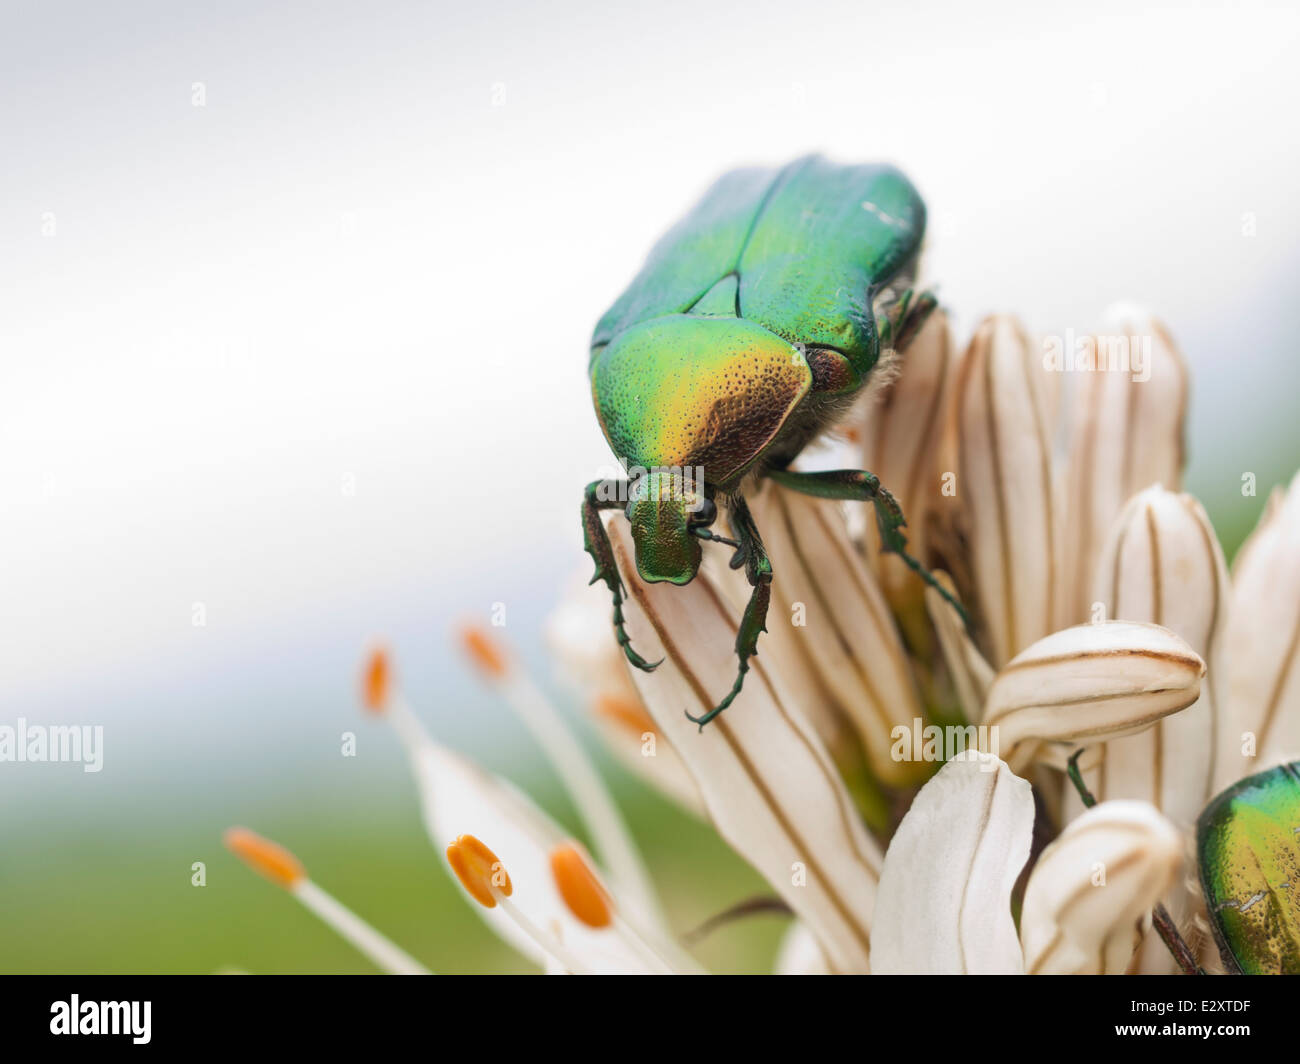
[446,835,512,908]
[460,624,509,679]
[361,646,391,712]
[549,843,613,928]
[224,827,305,889]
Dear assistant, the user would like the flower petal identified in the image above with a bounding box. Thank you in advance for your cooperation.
[1058,307,1188,628]
[925,572,995,723]
[743,482,928,786]
[773,921,831,975]
[546,565,641,696]
[1082,486,1228,829]
[871,752,1033,974]
[859,308,954,613]
[1020,799,1184,974]
[949,314,1060,666]
[1219,472,1300,788]
[606,514,882,974]
[1071,488,1227,972]
[983,621,1205,773]
[700,522,858,769]
[588,691,708,818]
[546,570,706,817]
[407,734,669,972]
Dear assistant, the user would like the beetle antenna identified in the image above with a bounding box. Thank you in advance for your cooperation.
[691,527,740,549]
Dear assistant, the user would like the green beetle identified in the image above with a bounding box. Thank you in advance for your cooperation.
[581,155,963,728]
[1197,760,1300,974]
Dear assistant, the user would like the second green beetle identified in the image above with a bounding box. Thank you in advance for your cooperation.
[1198,760,1300,974]
[582,155,961,728]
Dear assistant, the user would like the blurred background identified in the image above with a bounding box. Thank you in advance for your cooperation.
[1,0,1298,973]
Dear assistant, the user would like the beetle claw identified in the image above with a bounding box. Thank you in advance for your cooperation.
[616,618,662,673]
[685,656,750,730]
[625,649,663,673]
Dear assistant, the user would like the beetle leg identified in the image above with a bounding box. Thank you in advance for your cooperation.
[582,479,662,673]
[1065,747,1097,808]
[765,467,969,628]
[876,287,909,350]
[685,494,771,730]
[878,287,938,353]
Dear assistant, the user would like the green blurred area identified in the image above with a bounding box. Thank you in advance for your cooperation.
[0,763,786,975]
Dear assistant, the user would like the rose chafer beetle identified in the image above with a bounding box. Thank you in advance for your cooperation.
[1197,760,1300,975]
[582,155,964,728]
[1067,749,1300,976]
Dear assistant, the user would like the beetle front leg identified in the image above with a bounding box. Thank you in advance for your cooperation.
[878,287,938,353]
[582,479,662,673]
[765,467,969,627]
[685,493,772,731]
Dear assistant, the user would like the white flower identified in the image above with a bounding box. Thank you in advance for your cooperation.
[545,570,706,817]
[1074,486,1229,973]
[1020,800,1185,975]
[1219,472,1300,787]
[1079,486,1228,828]
[605,515,882,974]
[740,481,928,788]
[871,753,1033,973]
[946,314,1060,667]
[1058,308,1189,629]
[227,301,1296,978]
[858,308,955,619]
[872,753,1183,975]
[365,647,691,974]
[983,620,1206,773]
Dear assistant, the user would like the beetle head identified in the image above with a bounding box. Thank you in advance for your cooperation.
[625,470,713,585]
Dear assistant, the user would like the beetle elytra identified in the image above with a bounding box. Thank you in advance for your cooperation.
[1197,760,1300,975]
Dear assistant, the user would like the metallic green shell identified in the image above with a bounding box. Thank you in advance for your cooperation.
[592,155,925,373]
[1197,761,1300,974]
[590,155,925,487]
[590,315,810,486]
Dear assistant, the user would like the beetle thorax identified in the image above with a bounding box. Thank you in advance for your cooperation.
[590,314,813,493]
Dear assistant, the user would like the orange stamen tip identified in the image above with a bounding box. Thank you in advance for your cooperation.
[446,834,512,908]
[361,646,391,713]
[549,843,614,929]
[224,827,305,889]
[460,624,509,679]
[594,693,656,736]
